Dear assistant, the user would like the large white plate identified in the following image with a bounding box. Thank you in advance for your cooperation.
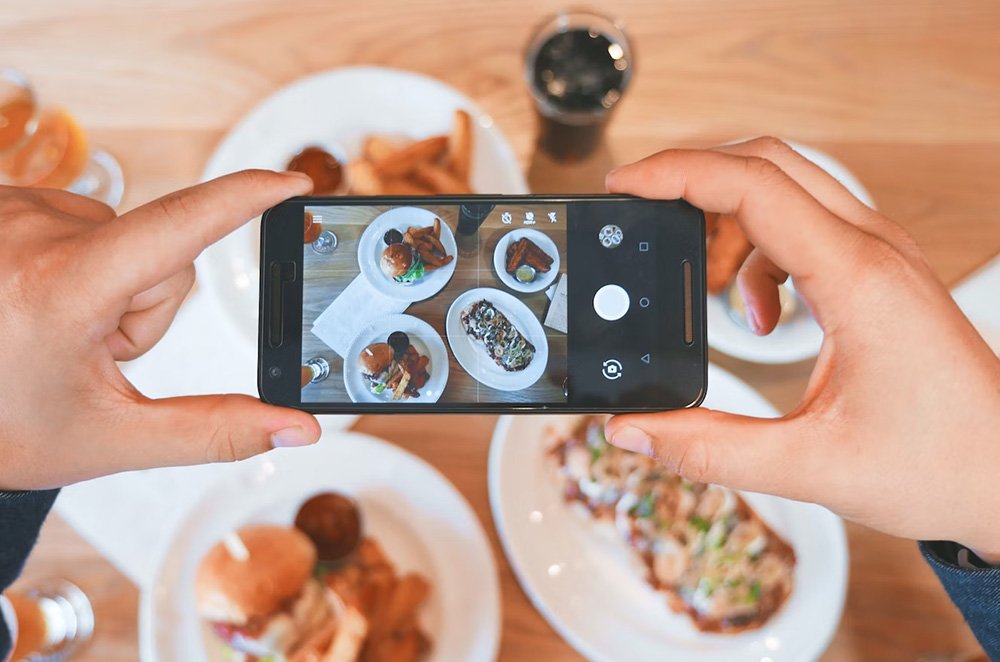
[358,207,458,301]
[445,287,548,391]
[197,66,529,346]
[707,141,875,364]
[492,228,561,294]
[489,364,848,662]
[140,424,500,662]
[343,314,449,403]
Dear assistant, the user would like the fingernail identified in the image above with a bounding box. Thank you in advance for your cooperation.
[609,426,652,455]
[271,426,313,448]
[746,307,761,335]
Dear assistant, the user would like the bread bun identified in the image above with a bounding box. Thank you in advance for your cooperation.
[358,343,394,379]
[195,525,317,625]
[380,243,414,278]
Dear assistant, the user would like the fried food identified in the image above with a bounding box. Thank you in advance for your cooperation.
[706,215,753,294]
[411,161,472,195]
[372,136,448,179]
[447,109,472,183]
[347,160,383,196]
[505,237,554,275]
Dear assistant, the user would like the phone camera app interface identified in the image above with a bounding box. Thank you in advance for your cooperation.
[300,204,568,405]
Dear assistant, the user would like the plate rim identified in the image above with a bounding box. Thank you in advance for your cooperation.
[487,365,848,662]
[444,286,549,391]
[492,228,561,294]
[342,312,449,403]
[139,426,501,662]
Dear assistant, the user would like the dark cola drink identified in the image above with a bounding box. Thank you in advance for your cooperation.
[525,12,633,162]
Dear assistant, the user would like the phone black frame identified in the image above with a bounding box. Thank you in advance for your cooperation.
[259,194,707,414]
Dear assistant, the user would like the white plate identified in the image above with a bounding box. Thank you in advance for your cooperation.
[707,141,876,364]
[197,66,529,346]
[140,424,500,662]
[489,364,848,662]
[343,314,449,403]
[492,228,561,293]
[358,207,458,301]
[445,287,548,391]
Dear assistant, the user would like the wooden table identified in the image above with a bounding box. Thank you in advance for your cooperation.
[4,0,999,659]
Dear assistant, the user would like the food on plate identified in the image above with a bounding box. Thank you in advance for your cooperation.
[345,109,475,195]
[295,492,363,564]
[378,218,453,284]
[447,108,473,183]
[505,236,554,281]
[706,213,753,294]
[460,300,535,372]
[286,146,344,194]
[195,525,333,659]
[357,333,431,400]
[196,493,432,661]
[550,416,796,633]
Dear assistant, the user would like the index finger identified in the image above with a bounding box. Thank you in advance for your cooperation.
[85,169,312,299]
[606,149,863,294]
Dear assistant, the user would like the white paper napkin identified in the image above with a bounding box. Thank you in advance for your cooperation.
[311,276,408,356]
[952,253,1000,354]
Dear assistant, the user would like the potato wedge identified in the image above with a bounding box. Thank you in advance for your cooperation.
[373,135,448,179]
[447,109,473,184]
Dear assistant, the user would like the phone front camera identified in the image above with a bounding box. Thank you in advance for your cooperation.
[268,366,282,379]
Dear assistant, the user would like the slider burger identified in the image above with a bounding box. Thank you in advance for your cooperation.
[380,242,424,284]
[358,342,396,395]
[196,525,332,659]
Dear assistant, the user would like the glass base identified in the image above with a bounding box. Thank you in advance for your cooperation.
[68,148,124,209]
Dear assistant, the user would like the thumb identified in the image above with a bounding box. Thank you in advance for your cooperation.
[605,409,802,495]
[117,394,321,470]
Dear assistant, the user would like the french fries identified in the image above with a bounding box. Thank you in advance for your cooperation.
[343,112,475,196]
[447,109,472,182]
[399,218,453,273]
[372,136,448,179]
[320,538,432,662]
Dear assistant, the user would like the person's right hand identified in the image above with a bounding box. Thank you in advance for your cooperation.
[604,138,1000,559]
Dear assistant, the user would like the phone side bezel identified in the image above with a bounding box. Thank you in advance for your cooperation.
[258,194,707,414]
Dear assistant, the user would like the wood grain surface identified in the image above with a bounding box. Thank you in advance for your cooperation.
[3,0,999,660]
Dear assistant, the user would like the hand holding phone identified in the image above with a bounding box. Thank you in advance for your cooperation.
[259,195,706,414]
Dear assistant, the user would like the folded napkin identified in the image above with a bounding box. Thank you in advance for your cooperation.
[312,276,408,356]
[952,253,1000,354]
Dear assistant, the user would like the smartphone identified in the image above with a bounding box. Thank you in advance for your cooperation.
[259,195,706,414]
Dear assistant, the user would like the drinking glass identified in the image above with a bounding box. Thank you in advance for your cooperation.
[524,11,633,162]
[1,579,94,661]
[0,69,124,208]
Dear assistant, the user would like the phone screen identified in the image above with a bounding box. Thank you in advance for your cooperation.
[302,202,570,405]
[266,196,706,412]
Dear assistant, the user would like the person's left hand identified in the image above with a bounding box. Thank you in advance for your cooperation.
[0,170,321,490]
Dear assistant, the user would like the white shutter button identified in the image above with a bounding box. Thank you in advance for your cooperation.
[594,284,630,321]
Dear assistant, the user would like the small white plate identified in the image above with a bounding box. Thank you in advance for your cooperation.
[358,207,457,301]
[489,364,848,662]
[446,288,548,392]
[707,141,876,364]
[343,313,449,403]
[492,228,561,293]
[140,424,500,662]
[196,66,529,347]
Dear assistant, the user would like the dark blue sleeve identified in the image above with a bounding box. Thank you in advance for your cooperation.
[0,489,59,660]
[920,540,1000,659]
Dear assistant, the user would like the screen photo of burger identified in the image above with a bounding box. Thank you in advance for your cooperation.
[195,492,432,662]
[304,202,568,406]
